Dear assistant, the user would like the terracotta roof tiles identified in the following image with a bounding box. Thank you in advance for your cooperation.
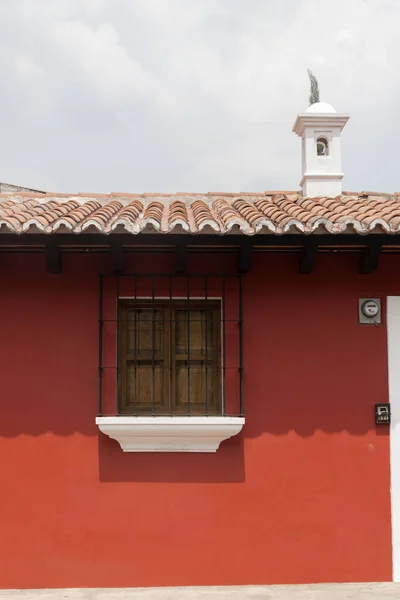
[1,192,400,235]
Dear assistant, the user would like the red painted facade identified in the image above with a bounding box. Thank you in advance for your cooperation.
[0,252,393,589]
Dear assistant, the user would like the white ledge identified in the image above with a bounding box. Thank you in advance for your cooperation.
[96,416,245,453]
[1,583,399,599]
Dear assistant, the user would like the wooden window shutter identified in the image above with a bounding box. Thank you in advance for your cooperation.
[119,300,221,415]
[173,304,221,414]
[119,303,168,414]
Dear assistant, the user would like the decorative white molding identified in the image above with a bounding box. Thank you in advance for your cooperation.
[300,172,344,185]
[292,113,350,137]
[96,416,245,453]
[387,297,400,582]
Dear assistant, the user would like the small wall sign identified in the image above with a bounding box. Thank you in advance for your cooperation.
[375,403,391,424]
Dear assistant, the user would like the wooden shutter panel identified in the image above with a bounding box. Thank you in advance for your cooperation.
[173,304,221,414]
[119,303,168,414]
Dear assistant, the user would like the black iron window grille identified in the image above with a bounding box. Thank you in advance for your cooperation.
[98,274,243,417]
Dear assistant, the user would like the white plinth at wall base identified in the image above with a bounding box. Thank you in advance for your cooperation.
[1,583,400,599]
[96,416,245,452]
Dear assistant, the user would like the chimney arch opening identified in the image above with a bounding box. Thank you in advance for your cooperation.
[317,136,329,156]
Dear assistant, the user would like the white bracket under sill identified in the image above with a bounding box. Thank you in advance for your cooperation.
[96,416,245,453]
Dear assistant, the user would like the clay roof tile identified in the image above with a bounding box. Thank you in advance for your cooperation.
[0,191,399,236]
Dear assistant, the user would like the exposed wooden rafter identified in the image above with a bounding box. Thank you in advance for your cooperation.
[175,244,187,273]
[299,242,317,274]
[45,242,62,274]
[238,242,253,273]
[359,242,381,274]
[111,245,124,274]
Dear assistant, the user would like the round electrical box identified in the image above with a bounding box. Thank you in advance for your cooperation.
[361,300,379,318]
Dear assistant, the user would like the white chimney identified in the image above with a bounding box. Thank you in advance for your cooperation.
[293,102,350,197]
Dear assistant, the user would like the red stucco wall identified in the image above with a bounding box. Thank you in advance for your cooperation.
[0,252,393,589]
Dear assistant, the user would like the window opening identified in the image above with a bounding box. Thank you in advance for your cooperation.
[317,137,329,156]
[98,273,243,418]
[118,299,221,415]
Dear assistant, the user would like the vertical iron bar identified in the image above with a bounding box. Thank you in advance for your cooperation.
[98,274,103,416]
[152,275,155,415]
[115,275,120,415]
[133,275,137,416]
[187,275,190,416]
[222,275,226,416]
[239,275,244,417]
[205,275,208,416]
[169,275,173,415]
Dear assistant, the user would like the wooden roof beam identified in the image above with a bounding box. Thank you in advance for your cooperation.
[238,242,253,273]
[299,242,317,274]
[359,242,381,274]
[175,244,187,273]
[111,244,124,274]
[45,242,62,274]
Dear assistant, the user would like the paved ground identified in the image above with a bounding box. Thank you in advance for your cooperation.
[1,583,400,600]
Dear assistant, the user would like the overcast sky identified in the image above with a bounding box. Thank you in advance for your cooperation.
[0,0,399,194]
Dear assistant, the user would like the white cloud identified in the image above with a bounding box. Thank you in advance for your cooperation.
[51,21,154,103]
[15,55,46,79]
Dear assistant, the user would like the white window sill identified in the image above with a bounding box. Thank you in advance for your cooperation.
[96,416,245,453]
